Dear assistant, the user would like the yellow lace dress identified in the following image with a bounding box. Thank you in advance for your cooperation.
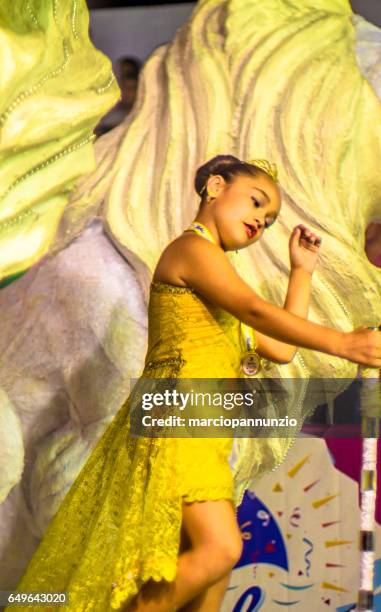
[6,279,245,612]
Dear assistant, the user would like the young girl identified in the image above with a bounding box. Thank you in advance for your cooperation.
[7,155,381,612]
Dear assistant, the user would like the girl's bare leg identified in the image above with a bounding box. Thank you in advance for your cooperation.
[125,499,242,611]
[178,528,232,612]
[178,571,232,611]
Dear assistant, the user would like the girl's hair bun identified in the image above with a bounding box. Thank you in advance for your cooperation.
[194,155,241,196]
[194,154,275,199]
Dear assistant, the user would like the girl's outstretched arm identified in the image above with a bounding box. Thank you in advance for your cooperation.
[177,234,381,368]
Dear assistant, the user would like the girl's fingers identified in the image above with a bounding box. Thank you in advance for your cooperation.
[301,230,321,244]
[294,225,322,245]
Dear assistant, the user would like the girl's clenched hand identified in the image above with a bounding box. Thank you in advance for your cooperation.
[289,224,322,274]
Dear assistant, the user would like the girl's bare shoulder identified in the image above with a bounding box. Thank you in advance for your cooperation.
[152,232,205,286]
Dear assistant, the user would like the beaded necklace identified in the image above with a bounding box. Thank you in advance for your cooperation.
[184,221,262,376]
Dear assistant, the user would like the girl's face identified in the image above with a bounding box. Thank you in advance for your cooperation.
[206,173,281,251]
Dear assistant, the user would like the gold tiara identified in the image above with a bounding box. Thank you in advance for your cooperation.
[246,159,278,182]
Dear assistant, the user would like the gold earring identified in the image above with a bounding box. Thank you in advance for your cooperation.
[206,190,217,202]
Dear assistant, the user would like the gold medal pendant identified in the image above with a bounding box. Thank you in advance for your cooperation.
[241,350,262,376]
